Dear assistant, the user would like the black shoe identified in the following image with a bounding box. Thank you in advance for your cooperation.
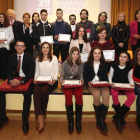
[66,104,74,132]
[0,117,9,129]
[75,104,83,132]
[22,120,29,134]
[112,104,126,126]
[93,104,100,126]
[114,104,130,131]
[136,113,140,128]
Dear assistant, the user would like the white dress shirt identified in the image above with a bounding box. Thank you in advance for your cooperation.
[17,52,25,77]
[70,25,76,31]
[92,61,100,82]
[10,20,15,25]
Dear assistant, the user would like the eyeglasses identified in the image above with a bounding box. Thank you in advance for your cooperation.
[16,45,25,48]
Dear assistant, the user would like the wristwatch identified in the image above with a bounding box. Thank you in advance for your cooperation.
[20,80,24,85]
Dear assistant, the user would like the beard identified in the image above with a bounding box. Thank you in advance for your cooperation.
[81,17,86,20]
[71,21,75,25]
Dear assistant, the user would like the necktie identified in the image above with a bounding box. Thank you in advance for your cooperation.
[16,56,21,76]
[10,20,13,26]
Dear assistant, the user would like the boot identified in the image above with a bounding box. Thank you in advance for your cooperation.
[112,104,126,125]
[114,104,130,131]
[75,104,83,132]
[66,104,74,132]
[136,113,140,128]
[93,104,108,132]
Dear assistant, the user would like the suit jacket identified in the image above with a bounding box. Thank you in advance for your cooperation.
[130,21,138,45]
[7,52,35,83]
[69,39,91,53]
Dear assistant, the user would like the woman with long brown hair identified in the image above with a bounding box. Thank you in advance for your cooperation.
[60,47,84,133]
[83,46,109,133]
[0,13,14,80]
[69,26,91,53]
[33,42,58,131]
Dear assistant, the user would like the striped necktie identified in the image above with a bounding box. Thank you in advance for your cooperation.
[16,56,21,76]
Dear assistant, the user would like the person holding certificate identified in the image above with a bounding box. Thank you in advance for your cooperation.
[33,42,58,131]
[60,47,84,133]
[109,52,135,131]
[69,26,91,53]
[112,12,130,57]
[83,46,109,133]
[133,48,140,128]
[0,13,14,80]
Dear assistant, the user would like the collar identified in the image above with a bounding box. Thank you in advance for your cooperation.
[94,61,100,65]
[80,19,88,24]
[41,20,48,24]
[17,52,24,58]
[56,19,64,23]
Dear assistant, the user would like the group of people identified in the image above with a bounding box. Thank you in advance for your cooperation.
[0,7,140,135]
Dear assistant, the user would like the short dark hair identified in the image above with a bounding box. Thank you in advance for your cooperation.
[80,9,89,16]
[40,9,47,14]
[0,13,10,27]
[135,9,140,20]
[32,12,40,24]
[56,8,63,13]
[16,40,26,47]
[69,14,76,20]
[97,27,108,41]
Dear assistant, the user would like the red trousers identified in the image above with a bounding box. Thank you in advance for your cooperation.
[62,87,83,106]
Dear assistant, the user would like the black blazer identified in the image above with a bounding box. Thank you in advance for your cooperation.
[83,62,108,86]
[7,53,35,83]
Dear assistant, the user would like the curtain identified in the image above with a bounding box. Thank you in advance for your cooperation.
[0,0,14,14]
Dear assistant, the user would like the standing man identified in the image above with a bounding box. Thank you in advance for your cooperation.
[7,9,22,54]
[69,14,76,32]
[76,9,95,42]
[34,9,54,49]
[0,40,35,134]
[52,8,70,62]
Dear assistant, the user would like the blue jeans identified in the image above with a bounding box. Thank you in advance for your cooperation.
[134,83,140,115]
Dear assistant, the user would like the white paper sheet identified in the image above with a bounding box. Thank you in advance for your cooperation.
[40,36,54,43]
[0,31,6,40]
[103,50,115,61]
[58,34,71,42]
[91,81,109,84]
[114,83,134,88]
[80,53,89,62]
[62,80,81,85]
[134,81,140,85]
[36,76,52,81]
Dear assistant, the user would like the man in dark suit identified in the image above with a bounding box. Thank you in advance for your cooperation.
[7,9,22,54]
[0,40,35,134]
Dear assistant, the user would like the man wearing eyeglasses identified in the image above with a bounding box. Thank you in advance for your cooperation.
[76,9,95,42]
[0,40,35,134]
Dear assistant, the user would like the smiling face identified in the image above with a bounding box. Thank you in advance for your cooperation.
[98,30,107,40]
[93,49,101,61]
[99,14,106,22]
[80,11,88,20]
[15,42,26,55]
[41,44,49,55]
[33,14,39,23]
[136,10,140,21]
[23,14,30,24]
[118,13,125,22]
[78,27,85,38]
[7,10,15,21]
[0,14,4,24]
[119,53,129,64]
[70,16,76,25]
[72,51,79,62]
[41,12,47,21]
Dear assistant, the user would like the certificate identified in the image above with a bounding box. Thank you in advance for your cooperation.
[80,53,89,63]
[91,81,110,87]
[0,31,6,40]
[86,29,91,39]
[113,83,134,91]
[62,80,82,88]
[58,34,71,42]
[103,50,115,61]
[35,75,52,84]
[40,36,54,44]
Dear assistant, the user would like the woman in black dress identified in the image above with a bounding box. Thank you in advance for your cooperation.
[18,13,34,55]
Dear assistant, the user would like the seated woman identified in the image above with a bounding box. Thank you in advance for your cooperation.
[60,47,84,133]
[69,26,91,53]
[91,27,117,71]
[109,52,135,131]
[133,48,140,128]
[33,42,58,131]
[83,46,109,133]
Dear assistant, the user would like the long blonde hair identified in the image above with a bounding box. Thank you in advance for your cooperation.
[116,12,126,24]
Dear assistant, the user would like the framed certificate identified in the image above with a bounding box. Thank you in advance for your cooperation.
[62,80,82,88]
[113,83,134,91]
[35,75,52,84]
[0,31,6,40]
[80,53,89,63]
[103,50,115,61]
[91,81,110,87]
[58,34,71,42]
[40,36,54,44]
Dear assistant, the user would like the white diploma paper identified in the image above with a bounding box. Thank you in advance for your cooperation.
[36,76,52,81]
[40,36,54,44]
[62,80,81,85]
[103,50,115,61]
[0,31,6,40]
[58,34,71,42]
[80,53,89,63]
[91,81,109,84]
[113,83,134,89]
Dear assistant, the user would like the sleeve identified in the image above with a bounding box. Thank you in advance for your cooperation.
[108,66,114,83]
[79,64,84,82]
[34,57,39,80]
[69,40,75,52]
[60,62,66,83]
[103,63,109,81]
[66,23,70,34]
[112,25,119,44]
[53,56,59,80]
[130,22,136,39]
[89,22,95,42]
[87,42,91,53]
[83,63,90,86]
[33,26,40,45]
[128,69,134,85]
[123,25,130,44]
[5,26,14,44]
[107,23,112,40]
[50,23,54,36]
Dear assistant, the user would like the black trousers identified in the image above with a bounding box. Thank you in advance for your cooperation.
[0,48,9,80]
[115,44,128,57]
[0,85,33,121]
[53,44,69,62]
